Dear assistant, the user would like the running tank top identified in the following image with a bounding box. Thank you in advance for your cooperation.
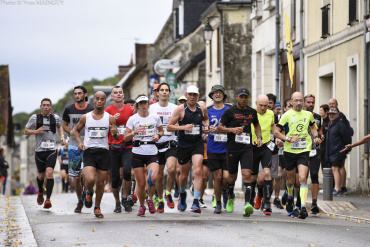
[84,112,110,150]
[178,103,203,148]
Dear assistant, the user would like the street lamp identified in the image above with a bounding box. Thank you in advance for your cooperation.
[203,21,214,42]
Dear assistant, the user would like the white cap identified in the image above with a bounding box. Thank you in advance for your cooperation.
[136,95,149,103]
[186,85,199,94]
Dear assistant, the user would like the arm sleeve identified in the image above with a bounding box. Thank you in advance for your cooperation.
[25,115,37,129]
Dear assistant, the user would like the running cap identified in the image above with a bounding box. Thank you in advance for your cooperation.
[328,108,338,114]
[178,96,187,101]
[236,87,250,96]
[136,95,149,103]
[186,85,199,94]
[208,85,228,100]
[152,84,159,93]
[274,101,281,108]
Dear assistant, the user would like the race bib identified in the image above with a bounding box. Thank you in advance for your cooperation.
[309,149,317,157]
[138,126,155,137]
[214,134,227,143]
[235,133,250,144]
[89,127,107,138]
[267,141,276,151]
[185,124,200,135]
[163,125,172,136]
[291,138,307,149]
[278,147,284,155]
[41,140,55,149]
[117,125,126,135]
[62,159,68,165]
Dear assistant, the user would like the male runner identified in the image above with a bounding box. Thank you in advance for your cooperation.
[57,144,70,193]
[167,85,210,213]
[25,98,66,208]
[74,91,119,218]
[274,92,321,219]
[149,83,178,212]
[218,87,262,217]
[62,86,94,213]
[105,86,134,213]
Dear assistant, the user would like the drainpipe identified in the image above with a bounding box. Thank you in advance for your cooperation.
[275,0,280,99]
[216,6,224,87]
[299,0,304,94]
[364,0,369,191]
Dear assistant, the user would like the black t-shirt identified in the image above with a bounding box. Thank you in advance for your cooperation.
[220,105,259,152]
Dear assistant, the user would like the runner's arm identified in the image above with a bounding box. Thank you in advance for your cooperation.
[201,104,210,134]
[253,122,262,147]
[217,123,243,135]
[74,115,86,150]
[109,115,119,140]
[63,121,73,135]
[310,124,321,144]
[57,124,66,145]
[167,105,191,132]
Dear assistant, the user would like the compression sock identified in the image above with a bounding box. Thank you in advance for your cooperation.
[300,185,308,208]
[194,190,200,201]
[286,184,294,199]
[296,187,301,208]
[36,177,44,193]
[244,183,252,204]
[180,187,186,193]
[131,179,136,194]
[61,179,66,192]
[46,179,54,199]
[257,184,264,196]
[228,183,235,198]
[65,182,69,192]
[251,181,257,200]
[264,180,272,203]
[166,190,171,196]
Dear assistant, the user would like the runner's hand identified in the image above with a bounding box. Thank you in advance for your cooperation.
[209,125,216,133]
[276,138,284,147]
[203,125,210,134]
[114,113,120,119]
[78,143,85,152]
[135,126,145,135]
[233,127,243,135]
[314,137,322,144]
[257,138,263,147]
[290,136,300,143]
[152,135,160,142]
[184,124,193,132]
[36,126,45,134]
[340,144,352,153]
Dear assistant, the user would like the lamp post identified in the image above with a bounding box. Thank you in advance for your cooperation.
[203,21,214,42]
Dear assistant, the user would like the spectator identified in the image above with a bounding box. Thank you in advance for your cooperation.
[0,148,6,194]
[319,104,330,169]
[23,181,38,195]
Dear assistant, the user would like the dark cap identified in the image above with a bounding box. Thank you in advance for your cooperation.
[236,87,250,97]
[328,108,338,114]
[208,85,228,100]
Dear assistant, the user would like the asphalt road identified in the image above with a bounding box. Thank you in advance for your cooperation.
[20,192,370,247]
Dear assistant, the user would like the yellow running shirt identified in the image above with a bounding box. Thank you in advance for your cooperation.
[277,109,316,154]
[251,109,275,144]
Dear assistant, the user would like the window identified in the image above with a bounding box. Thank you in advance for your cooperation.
[321,4,330,38]
[348,0,358,25]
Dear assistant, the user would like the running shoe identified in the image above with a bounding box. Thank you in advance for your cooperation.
[291,206,300,218]
[199,199,207,208]
[122,199,132,213]
[74,202,83,213]
[94,207,104,218]
[85,191,93,208]
[341,187,348,195]
[286,196,294,213]
[114,202,121,213]
[137,205,146,217]
[190,203,201,213]
[43,199,52,209]
[174,188,179,198]
[243,202,254,217]
[127,195,134,207]
[165,194,175,208]
[226,193,235,213]
[147,199,156,214]
[311,203,320,215]
[214,203,222,214]
[263,202,272,216]
[157,201,165,213]
[190,182,194,196]
[254,194,262,209]
[299,206,308,219]
[281,190,288,206]
[212,194,216,208]
[179,192,187,211]
[37,191,44,205]
[332,190,341,196]
[273,198,284,209]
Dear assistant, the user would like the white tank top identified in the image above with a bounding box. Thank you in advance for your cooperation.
[84,112,110,150]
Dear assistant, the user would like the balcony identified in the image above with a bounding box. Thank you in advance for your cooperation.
[262,0,275,11]
[250,1,262,20]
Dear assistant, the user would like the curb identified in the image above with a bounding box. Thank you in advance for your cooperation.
[317,201,370,223]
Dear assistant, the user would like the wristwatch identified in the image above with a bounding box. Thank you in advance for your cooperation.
[286,136,292,142]
[257,135,262,140]
[158,134,162,139]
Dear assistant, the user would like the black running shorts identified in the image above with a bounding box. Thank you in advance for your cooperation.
[158,147,177,165]
[177,141,204,165]
[131,153,159,169]
[35,150,57,173]
[83,148,110,171]
[227,149,253,175]
[283,151,310,172]
[207,152,227,172]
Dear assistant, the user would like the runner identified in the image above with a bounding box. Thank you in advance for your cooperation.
[124,94,164,216]
[105,86,134,213]
[274,92,321,219]
[148,83,178,213]
[62,86,94,213]
[25,98,66,208]
[74,91,119,218]
[217,87,262,217]
[150,84,160,105]
[167,85,210,213]
[251,95,276,216]
[57,143,70,193]
[303,94,322,214]
[206,85,229,214]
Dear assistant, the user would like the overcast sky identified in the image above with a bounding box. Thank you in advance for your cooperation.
[0,0,173,114]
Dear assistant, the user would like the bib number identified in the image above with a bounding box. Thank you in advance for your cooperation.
[291,138,307,149]
[138,127,155,137]
[235,133,250,144]
[163,125,172,136]
[89,127,106,138]
[41,140,54,149]
[62,159,68,165]
[309,149,317,157]
[185,125,200,135]
[117,125,126,135]
[267,141,275,151]
[214,134,227,143]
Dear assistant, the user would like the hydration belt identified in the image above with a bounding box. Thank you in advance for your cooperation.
[155,140,178,149]
[133,140,156,147]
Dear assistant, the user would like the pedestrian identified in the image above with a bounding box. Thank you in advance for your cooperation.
[217,87,262,217]
[74,91,120,218]
[274,92,321,219]
[58,143,70,193]
[325,108,351,195]
[24,98,66,209]
[167,85,210,213]
[320,104,330,169]
[0,148,6,194]
[62,86,94,213]
[124,94,164,216]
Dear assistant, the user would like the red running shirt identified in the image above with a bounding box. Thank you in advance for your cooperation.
[105,104,134,147]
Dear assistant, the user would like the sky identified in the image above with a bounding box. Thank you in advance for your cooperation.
[0,0,173,114]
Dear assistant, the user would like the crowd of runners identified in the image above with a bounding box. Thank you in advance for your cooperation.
[24,83,355,219]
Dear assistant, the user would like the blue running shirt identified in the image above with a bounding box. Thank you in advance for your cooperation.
[207,105,229,153]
